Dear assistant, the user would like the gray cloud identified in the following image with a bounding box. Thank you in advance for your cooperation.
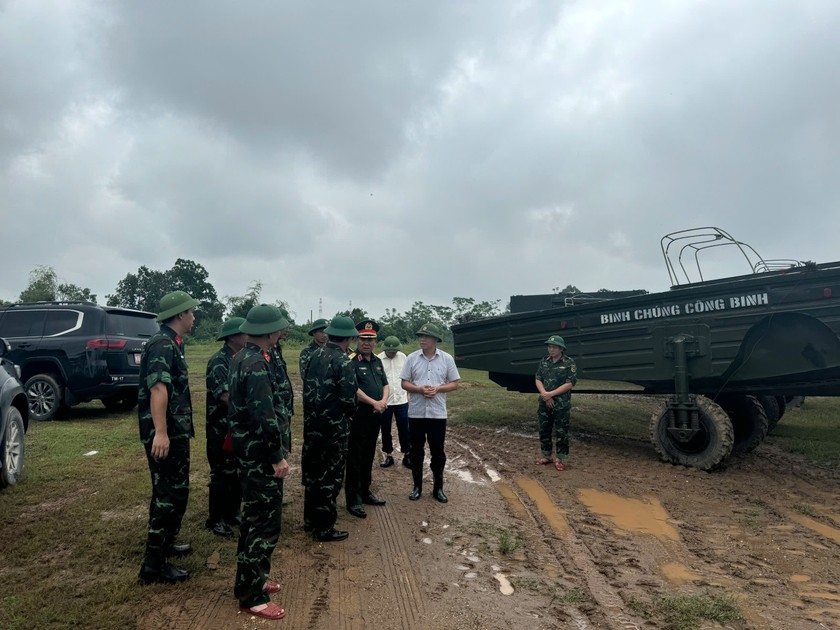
[2,1,838,318]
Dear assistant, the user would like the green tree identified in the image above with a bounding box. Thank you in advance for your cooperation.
[166,258,224,322]
[225,281,263,319]
[106,265,167,311]
[451,296,501,324]
[19,266,97,303]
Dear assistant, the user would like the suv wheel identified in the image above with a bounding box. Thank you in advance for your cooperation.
[25,374,63,421]
[1,406,25,488]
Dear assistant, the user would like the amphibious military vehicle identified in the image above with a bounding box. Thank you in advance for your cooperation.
[452,227,840,470]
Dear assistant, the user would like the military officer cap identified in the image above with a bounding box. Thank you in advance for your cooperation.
[308,318,330,335]
[356,318,380,338]
[324,315,358,338]
[157,290,200,322]
[216,316,245,341]
[382,336,401,351]
[545,334,566,348]
[415,322,444,342]
[240,304,290,335]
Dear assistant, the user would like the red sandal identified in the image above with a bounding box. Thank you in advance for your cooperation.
[240,601,286,620]
[263,580,282,594]
[536,457,553,465]
[554,460,565,471]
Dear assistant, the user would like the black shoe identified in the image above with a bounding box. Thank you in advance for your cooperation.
[433,487,448,503]
[138,562,190,585]
[303,523,313,532]
[314,528,349,542]
[225,513,243,528]
[206,521,234,538]
[362,493,386,506]
[402,455,412,468]
[380,455,395,468]
[164,543,193,558]
[409,487,422,501]
[347,505,367,519]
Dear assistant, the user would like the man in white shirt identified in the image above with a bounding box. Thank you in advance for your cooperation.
[376,336,411,468]
[400,323,460,503]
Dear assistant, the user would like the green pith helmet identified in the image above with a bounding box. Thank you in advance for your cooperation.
[382,336,401,351]
[415,322,444,342]
[217,316,245,341]
[157,291,200,322]
[324,315,358,338]
[308,318,330,335]
[239,304,290,335]
[545,334,566,348]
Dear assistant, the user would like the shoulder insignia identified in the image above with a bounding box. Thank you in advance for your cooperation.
[348,352,357,360]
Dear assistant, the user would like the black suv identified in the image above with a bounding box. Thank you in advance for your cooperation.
[0,302,158,420]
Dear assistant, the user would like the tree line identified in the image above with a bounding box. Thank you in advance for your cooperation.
[5,261,505,344]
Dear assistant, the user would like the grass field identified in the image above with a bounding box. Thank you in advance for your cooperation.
[1,340,838,628]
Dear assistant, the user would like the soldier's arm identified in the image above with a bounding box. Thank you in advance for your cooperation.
[149,382,170,458]
[145,339,176,459]
[339,357,358,415]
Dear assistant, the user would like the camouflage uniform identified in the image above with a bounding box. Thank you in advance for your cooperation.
[205,344,241,527]
[301,343,357,535]
[228,342,291,609]
[270,343,294,454]
[138,324,194,569]
[535,355,578,461]
[299,340,320,382]
[345,351,389,507]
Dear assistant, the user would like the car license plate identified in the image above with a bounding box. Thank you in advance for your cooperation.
[134,353,142,363]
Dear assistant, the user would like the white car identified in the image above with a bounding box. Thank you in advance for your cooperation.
[0,337,28,488]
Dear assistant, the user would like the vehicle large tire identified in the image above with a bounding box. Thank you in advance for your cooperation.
[1,406,25,488]
[101,393,138,413]
[756,395,781,433]
[729,395,769,455]
[25,373,63,421]
[649,396,734,471]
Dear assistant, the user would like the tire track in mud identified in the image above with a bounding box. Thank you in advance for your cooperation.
[371,500,427,629]
[449,430,644,630]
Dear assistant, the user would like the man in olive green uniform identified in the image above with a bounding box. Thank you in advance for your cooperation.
[301,316,358,542]
[138,290,199,585]
[535,334,577,471]
[345,319,389,518]
[228,305,291,621]
[205,316,246,538]
[299,318,330,381]
[269,308,293,457]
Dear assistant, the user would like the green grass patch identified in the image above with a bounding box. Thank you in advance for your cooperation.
[628,591,743,630]
[765,398,840,465]
[510,576,589,605]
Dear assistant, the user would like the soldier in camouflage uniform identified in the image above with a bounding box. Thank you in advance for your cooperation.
[535,335,577,471]
[344,319,389,519]
[204,316,246,538]
[301,315,358,542]
[137,291,199,585]
[269,308,294,457]
[299,318,329,381]
[228,304,291,621]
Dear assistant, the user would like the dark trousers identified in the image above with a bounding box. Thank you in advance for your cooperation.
[207,439,241,524]
[235,473,283,608]
[303,436,348,536]
[380,403,411,454]
[408,417,447,477]
[143,438,190,568]
[345,409,381,507]
[538,401,571,460]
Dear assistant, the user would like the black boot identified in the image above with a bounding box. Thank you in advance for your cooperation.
[409,469,422,501]
[432,474,448,503]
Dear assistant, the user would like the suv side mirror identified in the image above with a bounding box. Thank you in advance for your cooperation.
[0,337,9,357]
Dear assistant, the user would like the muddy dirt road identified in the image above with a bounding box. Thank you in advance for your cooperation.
[139,426,840,629]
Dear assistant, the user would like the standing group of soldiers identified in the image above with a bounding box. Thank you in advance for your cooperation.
[134,290,464,621]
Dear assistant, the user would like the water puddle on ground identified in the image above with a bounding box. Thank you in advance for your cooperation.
[577,489,680,542]
[515,477,569,535]
[787,512,840,545]
[491,565,514,595]
[661,562,698,585]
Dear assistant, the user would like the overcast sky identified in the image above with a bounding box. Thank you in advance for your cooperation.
[2,1,838,321]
